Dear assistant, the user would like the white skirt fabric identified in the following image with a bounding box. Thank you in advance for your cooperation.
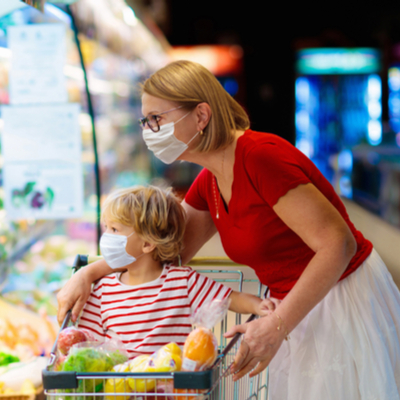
[268,249,400,400]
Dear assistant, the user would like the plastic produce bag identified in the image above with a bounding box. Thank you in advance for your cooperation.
[107,342,182,397]
[182,298,230,371]
[96,337,130,366]
[57,326,93,355]
[146,342,182,372]
[61,340,129,400]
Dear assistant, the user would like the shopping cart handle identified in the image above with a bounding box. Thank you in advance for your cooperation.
[72,254,89,272]
[49,310,72,357]
[213,313,257,367]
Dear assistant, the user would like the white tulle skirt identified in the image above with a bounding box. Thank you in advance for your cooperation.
[268,248,400,400]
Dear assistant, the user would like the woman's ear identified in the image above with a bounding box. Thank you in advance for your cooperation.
[142,241,156,254]
[196,102,212,131]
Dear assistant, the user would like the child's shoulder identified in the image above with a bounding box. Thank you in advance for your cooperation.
[163,263,195,277]
[93,273,121,290]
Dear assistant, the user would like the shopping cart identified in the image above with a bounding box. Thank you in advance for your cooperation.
[42,255,269,400]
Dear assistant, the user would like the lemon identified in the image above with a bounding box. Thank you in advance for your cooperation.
[128,355,149,370]
[154,352,182,372]
[163,342,182,357]
[105,364,131,400]
[127,355,155,393]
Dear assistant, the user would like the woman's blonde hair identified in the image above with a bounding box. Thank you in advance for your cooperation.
[141,60,250,152]
[102,186,186,263]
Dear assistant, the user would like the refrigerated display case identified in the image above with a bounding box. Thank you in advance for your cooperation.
[0,0,170,314]
[388,63,400,133]
[295,48,382,191]
[347,55,400,229]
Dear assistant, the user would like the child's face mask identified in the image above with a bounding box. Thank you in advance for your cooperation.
[100,232,137,269]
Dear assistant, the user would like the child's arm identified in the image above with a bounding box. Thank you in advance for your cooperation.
[228,291,280,316]
[77,286,107,342]
[57,259,127,325]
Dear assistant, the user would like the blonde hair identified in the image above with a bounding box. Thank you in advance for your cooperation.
[141,60,250,152]
[102,186,186,263]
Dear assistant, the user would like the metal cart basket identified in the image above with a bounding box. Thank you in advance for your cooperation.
[42,255,269,400]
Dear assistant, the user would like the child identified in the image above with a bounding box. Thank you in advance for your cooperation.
[78,185,271,359]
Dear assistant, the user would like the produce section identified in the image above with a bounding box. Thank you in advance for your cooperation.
[0,0,173,396]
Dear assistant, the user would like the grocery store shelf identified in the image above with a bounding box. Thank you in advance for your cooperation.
[0,220,62,292]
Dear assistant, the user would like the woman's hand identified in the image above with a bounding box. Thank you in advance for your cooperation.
[224,314,286,381]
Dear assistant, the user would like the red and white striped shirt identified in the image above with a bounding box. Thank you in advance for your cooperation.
[78,264,232,358]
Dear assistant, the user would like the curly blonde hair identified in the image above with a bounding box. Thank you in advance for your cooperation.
[141,60,250,153]
[101,186,186,263]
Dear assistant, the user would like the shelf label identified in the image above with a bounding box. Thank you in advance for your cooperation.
[1,104,83,220]
[8,23,67,105]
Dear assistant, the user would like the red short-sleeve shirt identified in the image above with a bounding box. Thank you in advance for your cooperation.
[185,130,372,299]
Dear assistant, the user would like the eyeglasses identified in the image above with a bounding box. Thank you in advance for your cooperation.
[138,106,183,133]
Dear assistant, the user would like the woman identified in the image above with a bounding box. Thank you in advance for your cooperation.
[57,60,400,399]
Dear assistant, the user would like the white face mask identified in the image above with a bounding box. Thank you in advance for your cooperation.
[142,112,199,164]
[100,232,138,269]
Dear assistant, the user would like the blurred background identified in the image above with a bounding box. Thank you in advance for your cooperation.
[0,0,400,390]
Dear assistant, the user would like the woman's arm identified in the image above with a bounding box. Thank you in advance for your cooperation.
[271,183,356,331]
[57,258,113,325]
[226,183,357,380]
[180,200,218,264]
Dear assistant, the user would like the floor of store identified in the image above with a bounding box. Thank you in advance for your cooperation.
[194,198,400,292]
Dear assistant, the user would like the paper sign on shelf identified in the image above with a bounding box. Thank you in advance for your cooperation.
[7,23,67,105]
[1,104,84,221]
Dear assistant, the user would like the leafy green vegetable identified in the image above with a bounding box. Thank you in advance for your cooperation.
[61,346,129,400]
[0,352,19,366]
[108,349,129,366]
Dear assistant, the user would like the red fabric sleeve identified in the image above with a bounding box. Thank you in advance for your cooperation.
[184,168,210,211]
[244,142,311,207]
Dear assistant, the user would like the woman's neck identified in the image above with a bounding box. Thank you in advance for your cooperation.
[182,130,245,181]
[120,255,163,286]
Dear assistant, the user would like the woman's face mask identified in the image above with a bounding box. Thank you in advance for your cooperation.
[142,112,199,164]
[100,231,138,269]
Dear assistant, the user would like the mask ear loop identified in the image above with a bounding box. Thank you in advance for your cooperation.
[185,130,200,146]
[175,111,191,125]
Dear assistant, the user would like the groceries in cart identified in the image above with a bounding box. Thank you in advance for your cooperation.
[53,335,129,372]
[57,326,95,355]
[44,273,269,400]
[104,342,183,397]
[47,298,231,399]
[182,298,229,372]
